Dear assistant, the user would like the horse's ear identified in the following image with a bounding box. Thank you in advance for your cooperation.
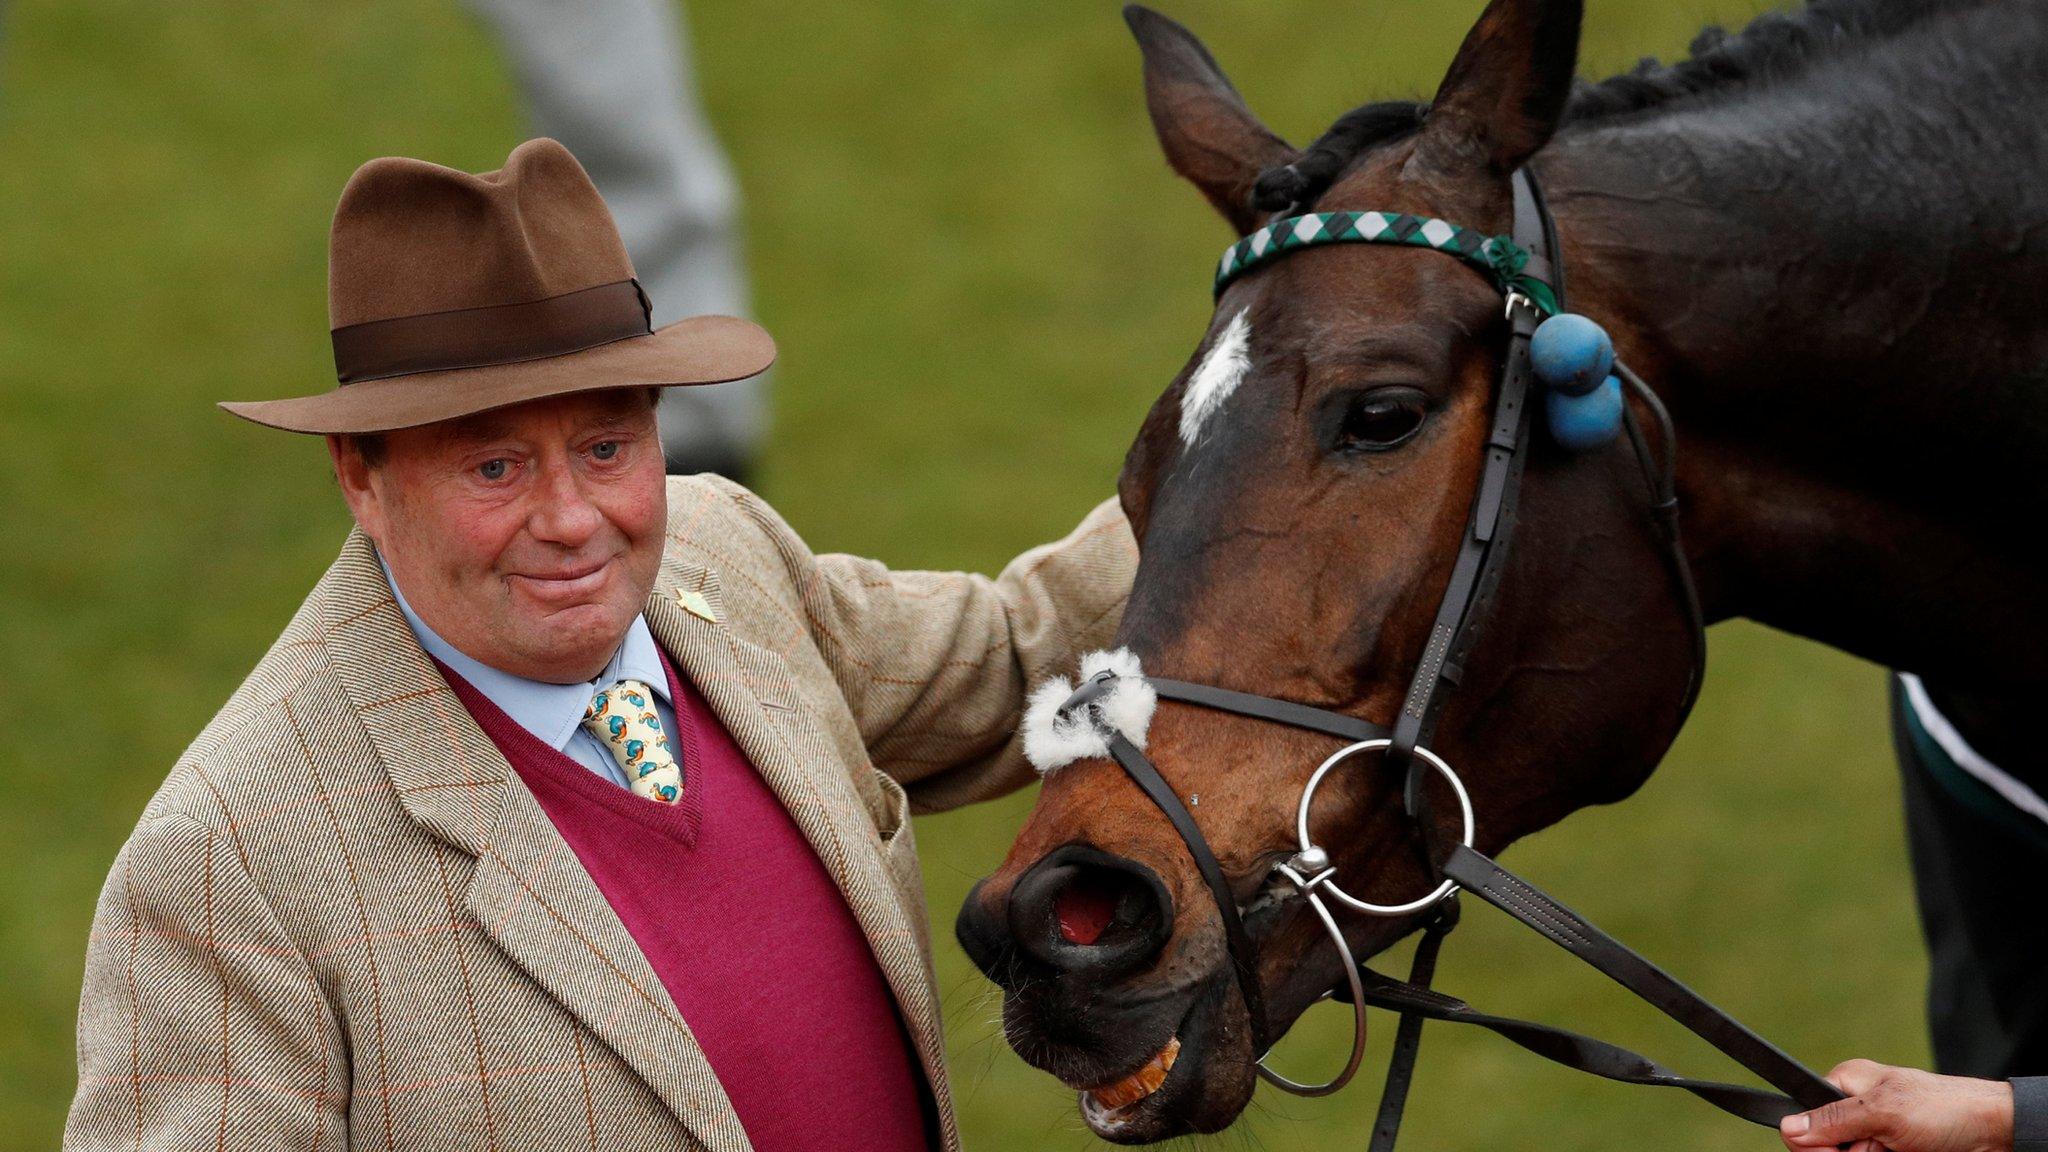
[1125,5,1296,235]
[1412,0,1582,179]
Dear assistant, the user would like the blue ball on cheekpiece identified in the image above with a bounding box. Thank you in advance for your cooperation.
[1530,313,1614,397]
[1547,375,1624,450]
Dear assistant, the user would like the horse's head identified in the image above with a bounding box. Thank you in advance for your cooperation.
[958,0,1705,1140]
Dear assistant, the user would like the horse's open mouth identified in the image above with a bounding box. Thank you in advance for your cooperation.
[1048,955,1236,1131]
[1064,988,1216,1141]
[1068,875,1320,1138]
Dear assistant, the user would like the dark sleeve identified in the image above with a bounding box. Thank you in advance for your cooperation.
[2014,1077,2048,1152]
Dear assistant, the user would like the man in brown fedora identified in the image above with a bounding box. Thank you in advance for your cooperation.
[65,138,1134,1151]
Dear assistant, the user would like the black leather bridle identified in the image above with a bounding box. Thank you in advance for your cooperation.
[1053,169,1843,1147]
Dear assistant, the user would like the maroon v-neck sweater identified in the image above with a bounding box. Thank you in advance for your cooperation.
[436,650,931,1152]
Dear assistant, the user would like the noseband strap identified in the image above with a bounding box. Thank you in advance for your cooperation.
[1152,678,1387,743]
[1050,167,1831,1144]
[1100,725,1276,1054]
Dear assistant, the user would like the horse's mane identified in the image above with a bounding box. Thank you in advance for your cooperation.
[1566,0,1956,121]
[1256,0,1970,210]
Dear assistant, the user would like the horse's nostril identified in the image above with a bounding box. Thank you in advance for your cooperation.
[1010,844,1173,975]
[1054,874,1121,946]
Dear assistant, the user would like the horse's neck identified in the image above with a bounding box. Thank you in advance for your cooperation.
[1537,66,2048,703]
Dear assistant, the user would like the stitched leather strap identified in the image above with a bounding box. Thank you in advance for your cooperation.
[1442,844,1842,1112]
[1348,848,1837,1150]
[1352,967,1812,1126]
[1366,903,1455,1152]
[1390,170,1549,813]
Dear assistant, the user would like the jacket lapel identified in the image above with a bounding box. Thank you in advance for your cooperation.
[465,781,752,1150]
[645,556,956,1135]
[319,529,749,1150]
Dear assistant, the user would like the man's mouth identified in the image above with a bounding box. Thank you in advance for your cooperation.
[509,559,612,600]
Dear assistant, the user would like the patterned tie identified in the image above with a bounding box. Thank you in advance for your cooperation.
[581,679,683,803]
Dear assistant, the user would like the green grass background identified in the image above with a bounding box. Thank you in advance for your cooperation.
[0,1,1927,1148]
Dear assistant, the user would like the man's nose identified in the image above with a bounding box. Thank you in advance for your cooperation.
[956,845,1175,986]
[527,457,605,545]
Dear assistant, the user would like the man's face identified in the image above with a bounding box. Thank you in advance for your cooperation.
[331,389,668,684]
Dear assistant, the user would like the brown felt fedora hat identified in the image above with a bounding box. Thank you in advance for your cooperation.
[221,138,775,434]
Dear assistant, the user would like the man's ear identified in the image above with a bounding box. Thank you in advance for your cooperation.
[1126,5,1297,235]
[326,434,386,542]
[1411,0,1582,179]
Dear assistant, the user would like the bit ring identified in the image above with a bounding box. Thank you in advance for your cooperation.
[1293,739,1475,916]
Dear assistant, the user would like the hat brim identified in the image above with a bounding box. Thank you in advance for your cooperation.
[219,313,775,435]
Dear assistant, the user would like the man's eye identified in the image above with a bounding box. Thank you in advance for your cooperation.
[478,459,510,481]
[591,440,620,461]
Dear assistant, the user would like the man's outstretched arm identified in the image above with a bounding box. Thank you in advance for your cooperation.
[713,479,1137,812]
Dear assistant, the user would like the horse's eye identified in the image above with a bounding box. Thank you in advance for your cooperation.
[1337,389,1428,451]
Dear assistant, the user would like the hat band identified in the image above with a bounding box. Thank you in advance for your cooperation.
[330,278,653,384]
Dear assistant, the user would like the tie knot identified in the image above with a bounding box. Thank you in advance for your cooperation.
[581,678,682,804]
[587,678,656,720]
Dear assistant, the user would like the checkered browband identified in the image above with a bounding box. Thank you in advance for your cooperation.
[1214,210,1559,316]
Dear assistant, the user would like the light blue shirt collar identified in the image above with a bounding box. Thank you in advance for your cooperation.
[380,555,670,753]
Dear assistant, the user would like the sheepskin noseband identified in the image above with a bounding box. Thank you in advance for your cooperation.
[1022,649,1159,774]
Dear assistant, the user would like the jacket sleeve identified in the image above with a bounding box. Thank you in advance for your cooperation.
[2015,1077,2048,1152]
[66,813,346,1151]
[721,481,1137,812]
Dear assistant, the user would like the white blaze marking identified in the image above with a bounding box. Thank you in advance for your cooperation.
[1178,308,1252,447]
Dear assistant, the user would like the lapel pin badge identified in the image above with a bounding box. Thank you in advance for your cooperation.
[673,585,718,624]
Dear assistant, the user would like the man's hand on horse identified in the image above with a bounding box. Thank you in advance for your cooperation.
[1780,1060,2014,1152]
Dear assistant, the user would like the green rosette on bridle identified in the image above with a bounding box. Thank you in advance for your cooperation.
[1213,210,1560,317]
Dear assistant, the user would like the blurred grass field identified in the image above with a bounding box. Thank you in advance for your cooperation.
[0,0,1928,1148]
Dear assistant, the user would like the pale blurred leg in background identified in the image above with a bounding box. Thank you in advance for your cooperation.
[465,0,768,481]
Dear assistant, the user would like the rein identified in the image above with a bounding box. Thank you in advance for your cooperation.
[1053,169,1831,1146]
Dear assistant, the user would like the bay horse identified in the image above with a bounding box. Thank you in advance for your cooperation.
[955,0,2048,1141]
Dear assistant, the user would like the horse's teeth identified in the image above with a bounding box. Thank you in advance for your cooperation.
[1084,1036,1180,1112]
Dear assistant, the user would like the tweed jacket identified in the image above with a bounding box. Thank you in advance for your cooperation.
[67,476,1135,1152]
